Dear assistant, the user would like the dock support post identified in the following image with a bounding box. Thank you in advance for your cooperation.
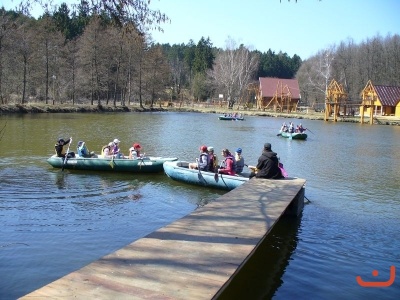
[284,186,305,217]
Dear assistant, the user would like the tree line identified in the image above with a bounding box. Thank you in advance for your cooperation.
[0,4,301,107]
[296,34,400,108]
[3,2,397,110]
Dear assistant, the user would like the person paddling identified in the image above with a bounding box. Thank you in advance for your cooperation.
[55,137,75,158]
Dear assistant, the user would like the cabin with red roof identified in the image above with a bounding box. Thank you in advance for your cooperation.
[258,77,301,112]
[360,80,400,124]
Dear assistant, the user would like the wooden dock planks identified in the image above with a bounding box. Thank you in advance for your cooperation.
[21,177,306,300]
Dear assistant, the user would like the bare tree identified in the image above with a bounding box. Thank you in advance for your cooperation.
[0,12,16,104]
[143,44,171,107]
[296,45,336,107]
[210,37,259,108]
[77,16,107,105]
[34,15,65,104]
[13,20,37,104]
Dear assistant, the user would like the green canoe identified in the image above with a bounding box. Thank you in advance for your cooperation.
[47,155,178,173]
[218,115,245,121]
[278,132,307,140]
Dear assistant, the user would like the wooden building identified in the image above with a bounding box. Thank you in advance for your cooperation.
[324,79,348,122]
[257,77,301,112]
[360,80,400,124]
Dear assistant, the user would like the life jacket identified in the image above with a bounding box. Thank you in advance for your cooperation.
[77,141,88,157]
[209,154,218,172]
[199,153,209,170]
[222,155,236,172]
[55,142,64,157]
[101,145,109,156]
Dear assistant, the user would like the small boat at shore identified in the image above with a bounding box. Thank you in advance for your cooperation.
[218,115,245,121]
[47,155,178,173]
[278,131,307,140]
[163,161,250,190]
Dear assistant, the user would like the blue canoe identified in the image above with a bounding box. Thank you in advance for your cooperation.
[163,161,250,190]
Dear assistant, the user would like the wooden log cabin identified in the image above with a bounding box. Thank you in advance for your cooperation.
[360,80,400,124]
[257,77,301,112]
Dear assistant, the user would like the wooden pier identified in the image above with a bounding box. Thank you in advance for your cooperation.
[21,177,306,299]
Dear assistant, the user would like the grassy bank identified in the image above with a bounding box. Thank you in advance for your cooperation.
[1,102,399,126]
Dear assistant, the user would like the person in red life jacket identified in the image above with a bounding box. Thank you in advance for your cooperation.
[189,145,209,170]
[218,149,236,176]
[129,143,143,159]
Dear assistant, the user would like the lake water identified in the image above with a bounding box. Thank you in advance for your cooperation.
[0,112,399,299]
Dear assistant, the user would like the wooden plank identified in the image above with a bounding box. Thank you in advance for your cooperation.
[21,178,305,300]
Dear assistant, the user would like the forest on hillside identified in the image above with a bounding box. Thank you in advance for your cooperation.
[0,4,300,108]
[1,1,399,109]
[297,34,400,108]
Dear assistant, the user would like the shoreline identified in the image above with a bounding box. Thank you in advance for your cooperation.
[1,103,399,126]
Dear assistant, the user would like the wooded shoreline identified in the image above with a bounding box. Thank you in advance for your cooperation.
[1,103,399,126]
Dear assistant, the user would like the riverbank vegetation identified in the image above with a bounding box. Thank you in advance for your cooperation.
[0,2,399,112]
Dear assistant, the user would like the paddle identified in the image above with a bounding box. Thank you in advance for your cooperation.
[306,128,315,134]
[109,155,115,168]
[138,153,146,170]
[62,137,72,171]
[277,132,282,136]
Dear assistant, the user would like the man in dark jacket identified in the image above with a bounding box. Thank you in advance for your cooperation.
[251,143,283,179]
[55,137,75,158]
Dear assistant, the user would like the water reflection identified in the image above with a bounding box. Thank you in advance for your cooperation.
[217,216,302,299]
[0,113,399,299]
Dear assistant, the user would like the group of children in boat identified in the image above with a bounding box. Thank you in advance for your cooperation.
[188,143,286,179]
[188,146,245,176]
[55,138,286,180]
[222,112,243,119]
[54,138,144,160]
[280,122,306,134]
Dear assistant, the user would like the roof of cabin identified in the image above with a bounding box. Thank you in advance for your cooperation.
[259,77,301,99]
[374,85,400,106]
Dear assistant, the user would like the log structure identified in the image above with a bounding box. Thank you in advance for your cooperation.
[324,79,348,122]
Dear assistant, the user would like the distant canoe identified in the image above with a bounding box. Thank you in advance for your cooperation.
[163,161,250,190]
[218,115,245,121]
[278,132,307,140]
[47,155,178,173]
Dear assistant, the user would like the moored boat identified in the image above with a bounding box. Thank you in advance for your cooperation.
[163,161,250,190]
[218,115,245,121]
[278,131,307,140]
[47,155,178,173]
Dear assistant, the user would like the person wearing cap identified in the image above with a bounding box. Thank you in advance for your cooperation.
[189,145,209,170]
[129,143,143,159]
[111,138,124,158]
[207,146,218,172]
[76,141,96,158]
[250,143,283,179]
[218,149,236,176]
[235,148,245,174]
[55,137,75,158]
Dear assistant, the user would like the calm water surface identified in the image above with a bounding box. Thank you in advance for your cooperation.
[0,112,399,299]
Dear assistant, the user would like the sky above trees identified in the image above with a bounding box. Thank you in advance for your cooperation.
[2,0,399,59]
[148,0,400,59]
